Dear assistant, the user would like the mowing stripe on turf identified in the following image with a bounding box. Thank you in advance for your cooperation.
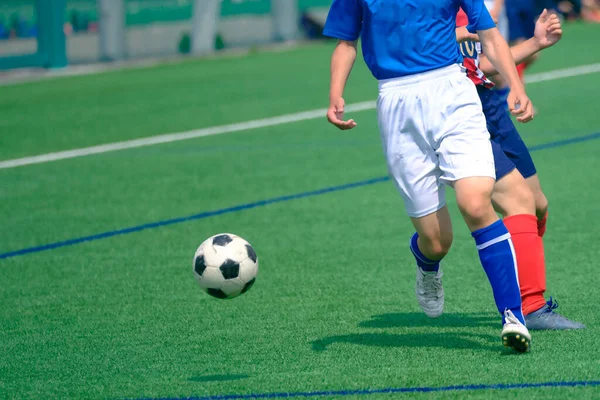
[1,63,599,170]
[138,380,600,400]
[0,131,598,261]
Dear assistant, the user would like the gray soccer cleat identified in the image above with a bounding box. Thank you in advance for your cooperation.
[502,309,531,353]
[524,297,586,330]
[415,266,444,318]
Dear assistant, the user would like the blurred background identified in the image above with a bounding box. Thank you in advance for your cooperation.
[0,0,335,69]
[1,2,599,399]
[2,0,597,71]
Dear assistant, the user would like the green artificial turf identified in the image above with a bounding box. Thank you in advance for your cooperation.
[0,22,599,400]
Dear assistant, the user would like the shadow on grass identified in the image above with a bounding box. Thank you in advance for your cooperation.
[312,312,503,353]
[359,312,498,329]
[312,332,499,352]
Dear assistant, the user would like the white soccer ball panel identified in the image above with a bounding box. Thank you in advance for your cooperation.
[202,242,227,268]
[225,236,252,263]
[239,258,258,283]
[198,266,224,289]
[221,278,244,298]
[194,238,210,258]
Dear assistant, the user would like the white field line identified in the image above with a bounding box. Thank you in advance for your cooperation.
[525,63,600,83]
[1,63,599,170]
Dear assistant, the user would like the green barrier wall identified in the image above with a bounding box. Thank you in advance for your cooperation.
[0,0,67,69]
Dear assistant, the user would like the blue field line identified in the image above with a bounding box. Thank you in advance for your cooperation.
[1,131,598,261]
[528,131,600,152]
[139,380,600,400]
[0,177,390,260]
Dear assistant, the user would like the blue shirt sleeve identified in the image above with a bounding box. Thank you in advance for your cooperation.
[460,0,496,33]
[323,0,362,41]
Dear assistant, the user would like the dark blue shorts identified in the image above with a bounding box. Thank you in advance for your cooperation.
[477,86,537,180]
[491,140,515,180]
[506,0,536,41]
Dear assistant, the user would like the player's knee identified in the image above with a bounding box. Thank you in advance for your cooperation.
[512,181,536,215]
[437,234,453,257]
[535,191,549,219]
[427,239,452,259]
[457,196,493,224]
[419,232,452,259]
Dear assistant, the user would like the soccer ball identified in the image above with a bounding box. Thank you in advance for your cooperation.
[192,233,258,299]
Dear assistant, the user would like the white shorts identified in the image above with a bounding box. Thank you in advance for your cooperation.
[484,0,509,39]
[377,64,495,218]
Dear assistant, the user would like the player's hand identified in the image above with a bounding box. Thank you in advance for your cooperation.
[507,89,534,123]
[327,98,357,130]
[534,9,563,50]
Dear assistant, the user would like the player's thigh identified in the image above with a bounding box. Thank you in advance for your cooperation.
[409,205,453,255]
[377,90,446,218]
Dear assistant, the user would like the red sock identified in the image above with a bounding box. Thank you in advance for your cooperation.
[504,214,547,315]
[537,212,548,238]
[516,62,528,80]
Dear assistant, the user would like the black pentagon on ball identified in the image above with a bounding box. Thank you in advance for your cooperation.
[212,234,233,247]
[206,288,229,299]
[194,255,207,276]
[245,244,257,263]
[241,278,256,294]
[219,259,240,279]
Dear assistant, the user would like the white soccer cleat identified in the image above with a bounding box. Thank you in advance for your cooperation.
[415,266,444,318]
[502,309,532,353]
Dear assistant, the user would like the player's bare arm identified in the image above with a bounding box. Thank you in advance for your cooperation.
[478,27,534,123]
[456,26,480,43]
[488,0,504,21]
[479,9,562,77]
[327,39,358,130]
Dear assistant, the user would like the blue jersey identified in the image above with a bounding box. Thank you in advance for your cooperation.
[323,0,495,80]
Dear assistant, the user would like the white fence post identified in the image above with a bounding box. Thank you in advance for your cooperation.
[191,0,221,55]
[271,0,299,41]
[98,0,126,61]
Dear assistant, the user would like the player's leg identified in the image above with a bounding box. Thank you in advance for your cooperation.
[435,70,529,351]
[489,144,547,315]
[409,206,452,318]
[377,79,450,318]
[452,175,530,351]
[483,88,585,329]
[524,174,549,232]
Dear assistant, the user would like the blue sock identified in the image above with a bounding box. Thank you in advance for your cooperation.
[495,86,510,108]
[409,232,440,272]
[472,220,524,325]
